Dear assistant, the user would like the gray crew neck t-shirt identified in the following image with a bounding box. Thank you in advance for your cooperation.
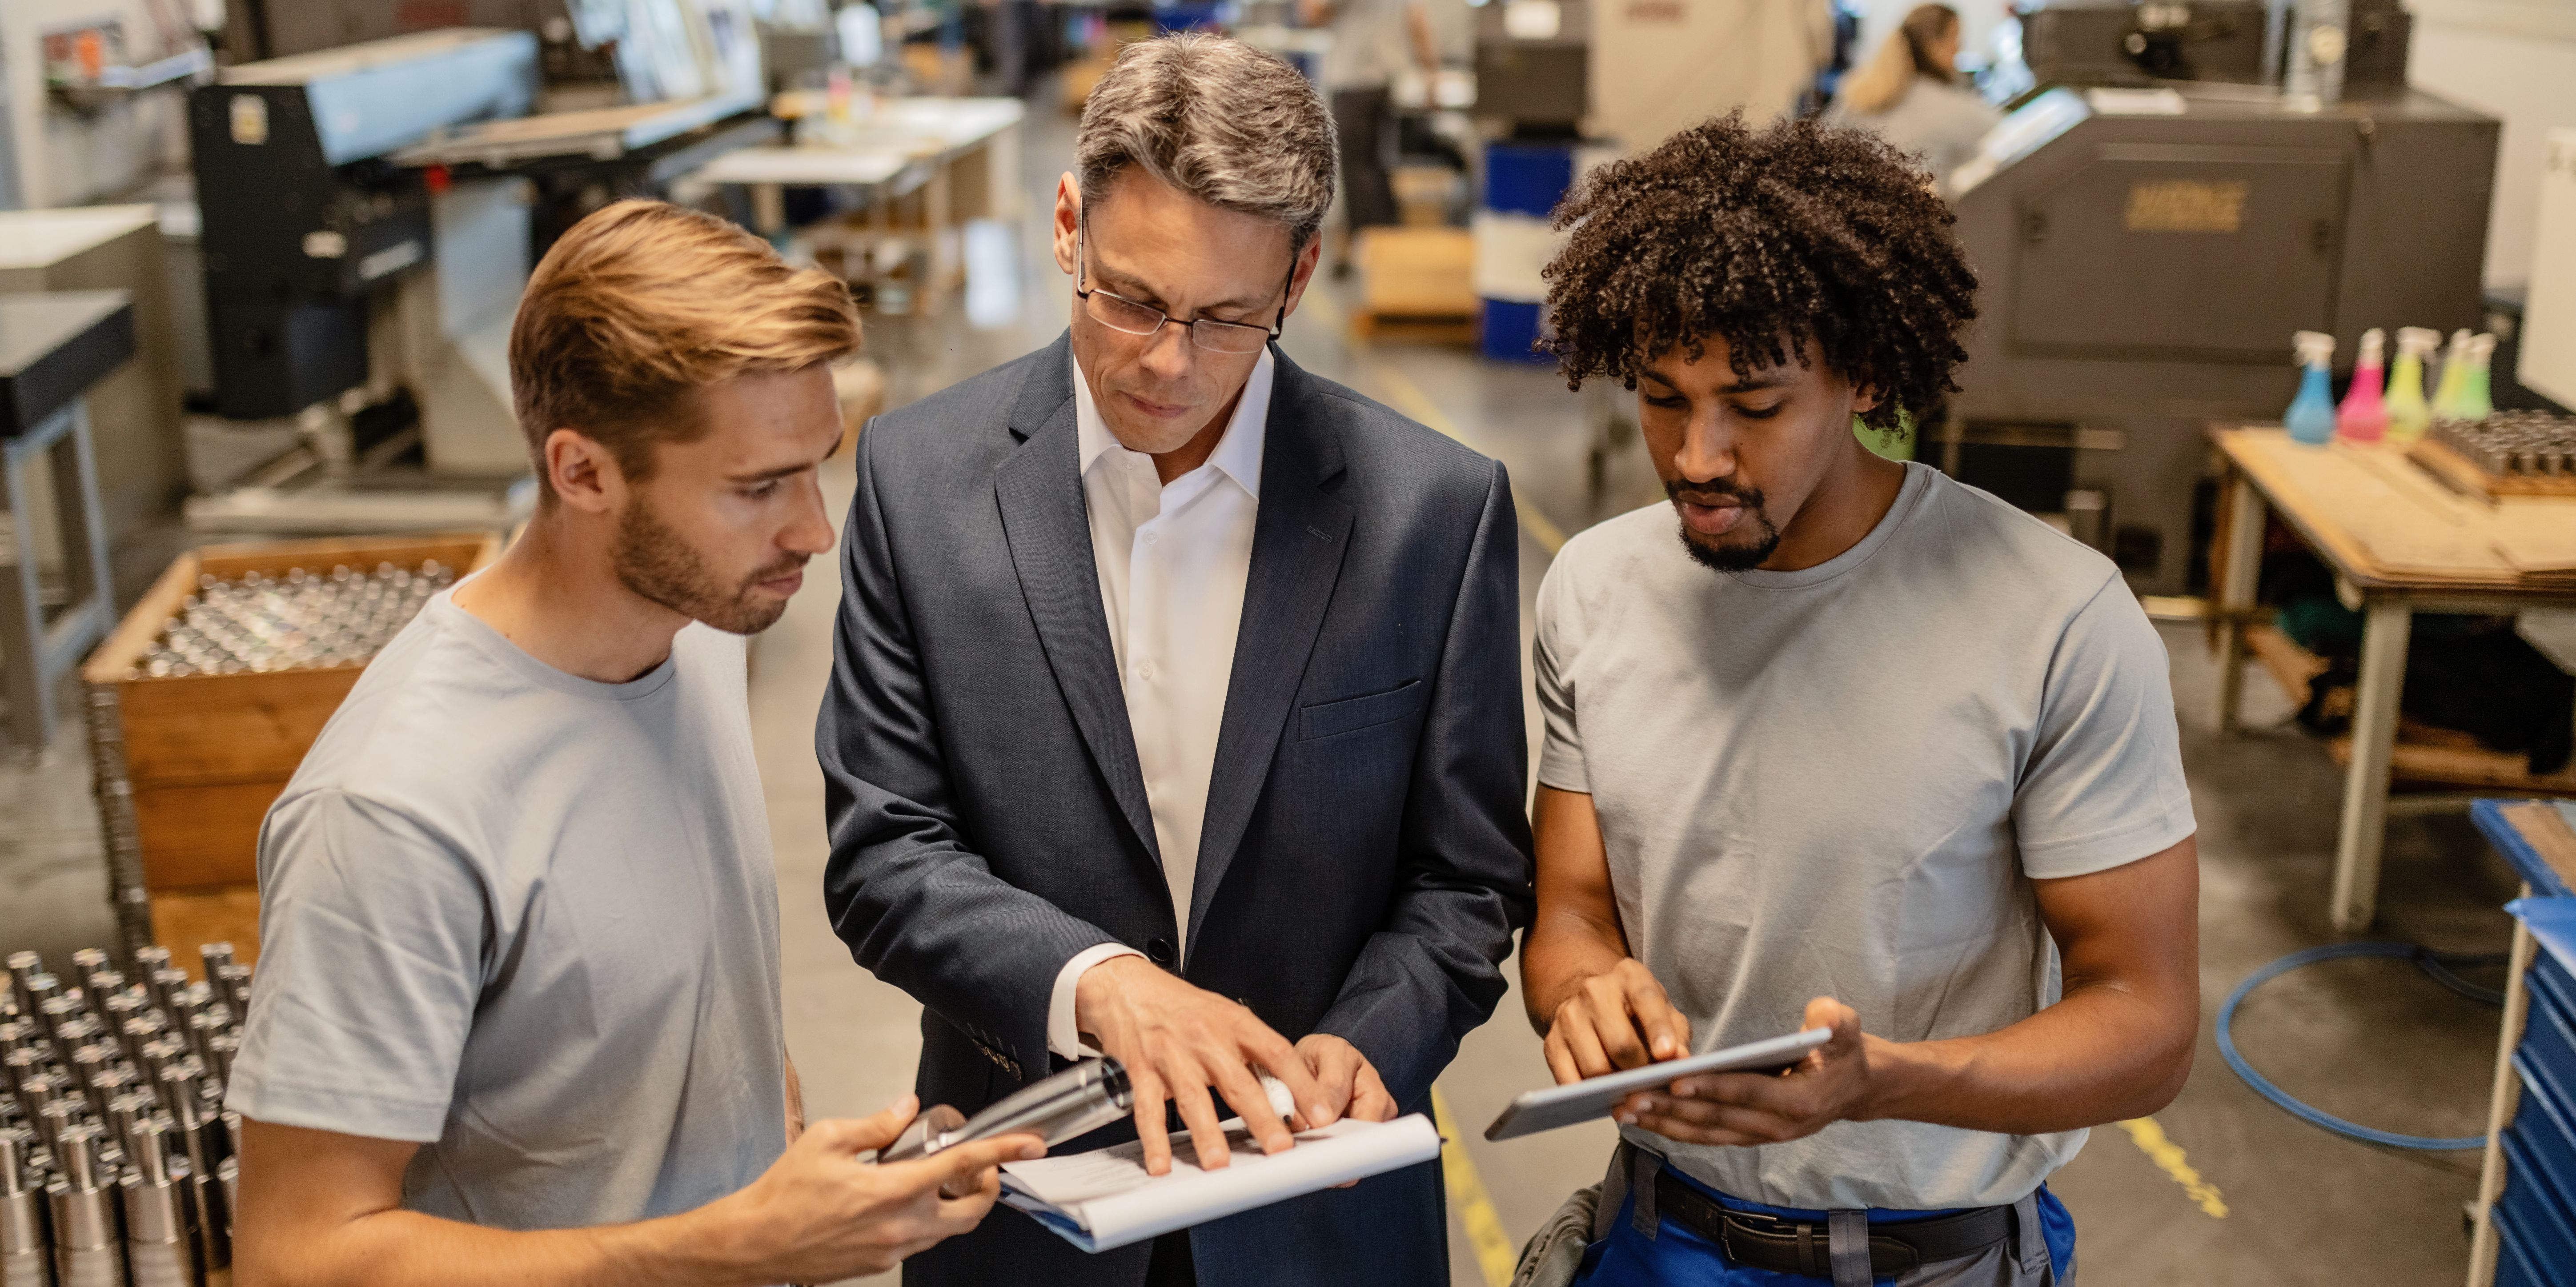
[1534,463,2195,1211]
[227,592,787,1230]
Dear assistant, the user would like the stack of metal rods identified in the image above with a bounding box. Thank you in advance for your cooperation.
[132,559,456,680]
[2430,411,2576,479]
[2,943,249,1287]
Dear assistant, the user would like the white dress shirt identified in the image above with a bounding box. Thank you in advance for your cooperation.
[1045,349,1275,1059]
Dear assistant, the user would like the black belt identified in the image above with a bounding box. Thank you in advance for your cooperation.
[1651,1171,2012,1279]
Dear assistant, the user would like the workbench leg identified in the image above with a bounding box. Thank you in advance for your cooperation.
[2467,897,2535,1287]
[2330,598,2412,932]
[0,430,48,757]
[2212,471,2266,734]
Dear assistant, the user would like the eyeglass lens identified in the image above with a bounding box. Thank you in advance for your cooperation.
[1083,291,1272,354]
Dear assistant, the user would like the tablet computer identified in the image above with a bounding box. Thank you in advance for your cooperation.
[1482,1028,1833,1142]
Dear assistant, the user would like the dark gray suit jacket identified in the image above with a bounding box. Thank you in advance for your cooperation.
[817,335,1534,1287]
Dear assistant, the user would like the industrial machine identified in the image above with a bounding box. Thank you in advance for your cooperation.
[1942,0,2498,595]
[2016,0,2411,90]
[180,20,774,533]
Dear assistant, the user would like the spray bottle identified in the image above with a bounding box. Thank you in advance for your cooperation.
[2286,331,2337,445]
[2386,327,2437,442]
[2431,328,2472,420]
[2336,328,2388,442]
[2453,333,2497,422]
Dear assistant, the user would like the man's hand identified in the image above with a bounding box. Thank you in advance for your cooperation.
[1075,956,1331,1175]
[1296,1034,1398,1125]
[1541,957,1694,1084]
[699,1095,1043,1283]
[1616,997,1870,1147]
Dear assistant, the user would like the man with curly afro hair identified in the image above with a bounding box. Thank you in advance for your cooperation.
[1516,114,2202,1287]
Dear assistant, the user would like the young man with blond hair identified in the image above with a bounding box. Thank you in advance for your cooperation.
[226,200,1040,1287]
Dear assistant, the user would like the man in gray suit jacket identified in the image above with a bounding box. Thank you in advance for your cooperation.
[817,32,1533,1287]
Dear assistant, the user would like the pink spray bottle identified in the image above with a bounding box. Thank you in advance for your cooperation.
[2335,328,2388,443]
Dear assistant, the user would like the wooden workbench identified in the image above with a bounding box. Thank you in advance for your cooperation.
[2208,425,2576,932]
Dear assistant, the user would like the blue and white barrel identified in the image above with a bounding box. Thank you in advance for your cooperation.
[1473,141,1575,364]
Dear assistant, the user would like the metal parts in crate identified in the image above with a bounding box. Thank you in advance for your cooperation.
[2,942,250,1287]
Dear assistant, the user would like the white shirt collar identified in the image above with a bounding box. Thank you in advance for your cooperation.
[1073,347,1273,500]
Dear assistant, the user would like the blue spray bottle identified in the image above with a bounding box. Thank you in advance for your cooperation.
[2285,330,2337,445]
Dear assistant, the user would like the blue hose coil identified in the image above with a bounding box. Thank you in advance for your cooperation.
[2215,941,2495,1151]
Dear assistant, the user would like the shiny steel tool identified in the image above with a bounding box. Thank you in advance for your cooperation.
[48,1124,122,1287]
[882,1057,1134,1165]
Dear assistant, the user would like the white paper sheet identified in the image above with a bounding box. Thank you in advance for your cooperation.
[998,1114,1443,1252]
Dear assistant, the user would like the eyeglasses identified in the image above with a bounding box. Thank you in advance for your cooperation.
[1074,218,1293,356]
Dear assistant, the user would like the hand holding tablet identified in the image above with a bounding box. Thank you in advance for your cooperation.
[1484,1028,1834,1141]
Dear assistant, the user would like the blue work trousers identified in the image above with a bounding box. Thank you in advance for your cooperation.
[1571,1166,2075,1287]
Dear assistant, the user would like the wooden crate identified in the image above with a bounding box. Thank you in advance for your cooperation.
[1355,227,1478,344]
[82,533,503,899]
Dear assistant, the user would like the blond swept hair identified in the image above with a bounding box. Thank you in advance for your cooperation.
[509,200,861,494]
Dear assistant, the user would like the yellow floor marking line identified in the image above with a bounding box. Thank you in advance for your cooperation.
[2116,1117,2230,1218]
[1432,1085,1521,1287]
[1304,288,1571,556]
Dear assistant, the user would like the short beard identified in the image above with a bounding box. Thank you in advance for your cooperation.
[1668,479,1781,573]
[611,496,799,635]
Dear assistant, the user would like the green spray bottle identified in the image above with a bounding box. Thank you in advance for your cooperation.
[2385,327,2437,442]
[2455,333,2496,422]
[2431,328,2473,420]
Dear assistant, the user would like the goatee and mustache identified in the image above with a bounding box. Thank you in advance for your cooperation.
[612,498,805,635]
[1668,477,1781,573]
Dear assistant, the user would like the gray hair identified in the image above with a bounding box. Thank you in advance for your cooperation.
[1075,33,1338,255]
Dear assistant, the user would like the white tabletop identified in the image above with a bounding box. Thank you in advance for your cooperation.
[0,206,161,270]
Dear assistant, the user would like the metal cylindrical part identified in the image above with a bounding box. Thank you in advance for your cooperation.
[104,1095,159,1163]
[4,956,41,1017]
[216,1157,237,1238]
[49,1179,124,1287]
[183,1012,228,1071]
[135,1039,186,1086]
[205,1034,239,1091]
[195,946,232,981]
[55,1127,106,1195]
[120,1016,169,1072]
[213,966,252,1022]
[0,1130,40,1269]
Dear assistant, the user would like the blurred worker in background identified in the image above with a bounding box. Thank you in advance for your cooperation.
[1301,0,1437,272]
[1827,4,2000,197]
[819,32,1533,1287]
[225,201,1037,1287]
[1517,115,2200,1287]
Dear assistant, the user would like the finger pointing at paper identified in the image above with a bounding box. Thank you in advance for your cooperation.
[1074,955,1333,1175]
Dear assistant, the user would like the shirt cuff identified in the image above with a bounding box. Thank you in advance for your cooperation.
[1048,942,1146,1060]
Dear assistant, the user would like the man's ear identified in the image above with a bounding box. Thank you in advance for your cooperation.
[1279,234,1325,321]
[1052,173,1082,277]
[543,427,622,514]
[1851,385,1883,417]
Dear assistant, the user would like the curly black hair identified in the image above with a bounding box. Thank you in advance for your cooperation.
[1541,112,1978,434]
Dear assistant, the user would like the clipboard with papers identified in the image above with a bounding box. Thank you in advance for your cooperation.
[998,1114,1444,1252]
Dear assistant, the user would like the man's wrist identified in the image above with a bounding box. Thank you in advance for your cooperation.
[1848,1034,1939,1124]
[1051,943,1145,1058]
[599,1203,756,1287]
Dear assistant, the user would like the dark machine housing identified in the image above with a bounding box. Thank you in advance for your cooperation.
[188,31,539,419]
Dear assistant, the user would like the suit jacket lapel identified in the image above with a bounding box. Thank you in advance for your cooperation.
[993,336,1164,868]
[1188,350,1354,952]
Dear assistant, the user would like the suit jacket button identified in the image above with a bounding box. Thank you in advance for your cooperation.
[1147,938,1176,966]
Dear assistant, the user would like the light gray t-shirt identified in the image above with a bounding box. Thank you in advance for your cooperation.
[1534,463,2195,1211]
[227,593,787,1230]
[1828,77,2002,196]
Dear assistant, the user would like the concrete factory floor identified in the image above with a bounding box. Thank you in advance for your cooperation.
[0,89,2528,1287]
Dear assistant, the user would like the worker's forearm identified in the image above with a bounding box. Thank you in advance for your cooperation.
[242,1203,754,1287]
[1519,906,1633,1035]
[1859,980,2196,1135]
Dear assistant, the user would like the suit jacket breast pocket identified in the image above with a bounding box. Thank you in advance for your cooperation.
[1297,679,1426,742]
